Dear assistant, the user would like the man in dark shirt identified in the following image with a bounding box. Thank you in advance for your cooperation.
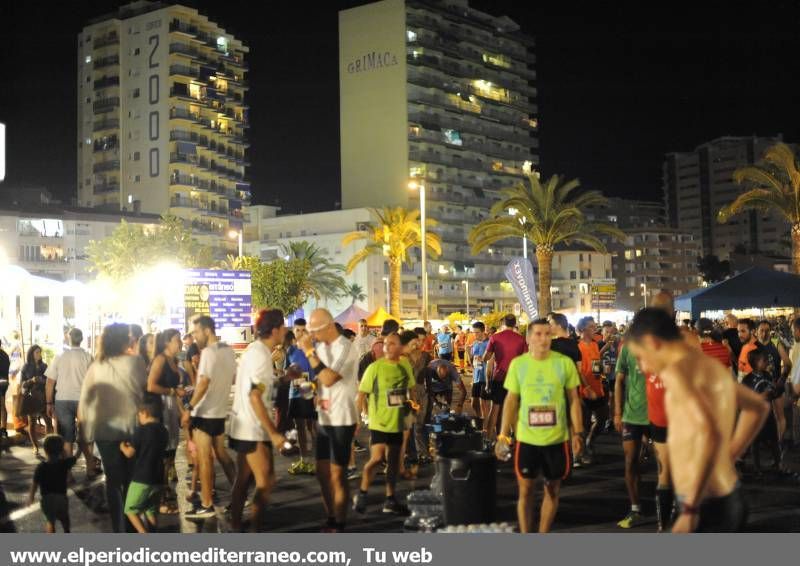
[0,344,10,439]
[548,313,582,364]
[722,314,742,368]
[120,400,168,533]
[482,315,527,442]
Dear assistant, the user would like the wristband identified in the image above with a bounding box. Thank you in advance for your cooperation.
[681,503,700,515]
[312,360,327,372]
[304,349,316,359]
[573,430,586,438]
[497,434,512,445]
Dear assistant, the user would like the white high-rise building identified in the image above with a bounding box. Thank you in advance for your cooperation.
[339,0,538,317]
[77,1,250,249]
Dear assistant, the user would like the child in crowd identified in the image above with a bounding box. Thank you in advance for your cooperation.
[120,400,168,533]
[742,348,781,472]
[28,434,76,533]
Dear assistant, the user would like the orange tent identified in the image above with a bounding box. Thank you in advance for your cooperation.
[365,307,401,328]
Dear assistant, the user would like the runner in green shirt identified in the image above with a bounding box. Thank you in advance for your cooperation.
[614,343,649,529]
[496,318,584,533]
[353,333,416,515]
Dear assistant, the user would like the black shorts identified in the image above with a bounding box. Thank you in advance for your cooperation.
[439,352,453,362]
[471,382,492,400]
[515,441,570,481]
[622,423,649,442]
[583,397,607,412]
[649,424,668,443]
[316,425,356,467]
[686,487,747,533]
[229,438,272,454]
[287,398,317,420]
[489,380,507,404]
[370,430,403,447]
[190,416,226,438]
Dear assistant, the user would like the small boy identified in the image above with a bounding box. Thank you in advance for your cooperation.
[28,434,76,533]
[120,399,168,533]
[742,348,781,472]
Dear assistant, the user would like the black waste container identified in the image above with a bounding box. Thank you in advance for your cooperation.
[439,450,496,526]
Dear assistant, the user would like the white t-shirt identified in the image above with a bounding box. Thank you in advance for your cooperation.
[316,335,359,427]
[353,334,376,360]
[790,359,800,388]
[229,340,275,442]
[45,347,94,401]
[192,341,237,419]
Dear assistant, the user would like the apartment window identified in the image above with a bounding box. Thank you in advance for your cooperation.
[86,77,90,83]
[570,271,577,280]
[133,152,140,161]
[579,253,583,261]
[635,249,642,257]
[624,250,633,260]
[132,88,140,98]
[85,55,92,64]
[406,30,417,42]
[85,97,91,103]
[86,35,91,42]
[85,138,91,145]
[134,48,140,55]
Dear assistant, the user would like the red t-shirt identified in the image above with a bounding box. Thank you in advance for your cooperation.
[421,335,436,353]
[486,329,527,382]
[578,339,605,399]
[701,341,731,368]
[646,374,667,428]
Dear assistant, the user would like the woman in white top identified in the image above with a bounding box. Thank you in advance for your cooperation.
[78,323,147,533]
[228,309,287,532]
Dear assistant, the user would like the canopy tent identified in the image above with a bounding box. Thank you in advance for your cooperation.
[334,304,370,331]
[675,267,800,319]
[365,306,401,328]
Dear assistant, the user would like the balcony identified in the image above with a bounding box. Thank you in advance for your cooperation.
[190,220,224,236]
[93,183,120,195]
[170,196,194,208]
[93,139,118,152]
[170,152,197,164]
[169,20,198,36]
[169,65,199,79]
[170,173,198,187]
[92,118,119,132]
[94,33,119,49]
[93,97,120,114]
[92,160,120,173]
[169,42,197,58]
[169,108,200,121]
[93,76,119,90]
[93,55,119,69]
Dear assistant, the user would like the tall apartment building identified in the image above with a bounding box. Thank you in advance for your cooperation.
[77,1,250,249]
[617,228,702,312]
[584,197,665,229]
[549,249,613,316]
[339,0,538,317]
[663,135,788,260]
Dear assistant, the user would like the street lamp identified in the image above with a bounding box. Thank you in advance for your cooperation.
[508,207,528,259]
[228,229,243,259]
[462,280,470,320]
[640,282,648,308]
[382,276,390,311]
[409,180,428,320]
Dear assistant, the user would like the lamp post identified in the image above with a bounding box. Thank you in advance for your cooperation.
[462,280,470,320]
[640,282,648,308]
[228,229,243,259]
[382,276,390,311]
[409,181,428,320]
[508,207,528,259]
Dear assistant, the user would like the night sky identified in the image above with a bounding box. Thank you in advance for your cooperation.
[1,1,799,213]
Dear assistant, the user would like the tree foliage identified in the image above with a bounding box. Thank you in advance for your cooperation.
[280,241,348,303]
[227,255,312,313]
[696,254,731,284]
[346,283,367,305]
[87,214,212,282]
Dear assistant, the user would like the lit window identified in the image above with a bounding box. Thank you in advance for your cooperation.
[85,138,91,145]
[406,30,417,42]
[85,55,92,64]
[635,249,642,257]
[481,53,511,68]
[409,166,424,177]
[409,125,420,136]
[492,161,503,171]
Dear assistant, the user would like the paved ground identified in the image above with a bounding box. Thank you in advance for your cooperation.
[3,384,800,533]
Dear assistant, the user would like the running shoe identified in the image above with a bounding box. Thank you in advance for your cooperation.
[353,440,367,453]
[382,498,409,515]
[346,467,361,480]
[617,511,643,529]
[572,458,582,469]
[185,504,216,519]
[288,460,307,475]
[302,461,316,475]
[352,491,367,514]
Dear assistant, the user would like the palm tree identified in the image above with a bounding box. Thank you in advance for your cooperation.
[718,143,800,273]
[343,207,442,318]
[346,283,367,305]
[468,173,625,314]
[280,241,349,304]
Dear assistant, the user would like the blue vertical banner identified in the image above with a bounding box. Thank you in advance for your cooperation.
[504,257,538,319]
[181,269,252,332]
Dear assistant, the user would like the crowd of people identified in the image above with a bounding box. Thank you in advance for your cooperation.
[1,296,799,534]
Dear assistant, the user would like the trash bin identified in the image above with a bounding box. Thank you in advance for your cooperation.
[440,451,496,526]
